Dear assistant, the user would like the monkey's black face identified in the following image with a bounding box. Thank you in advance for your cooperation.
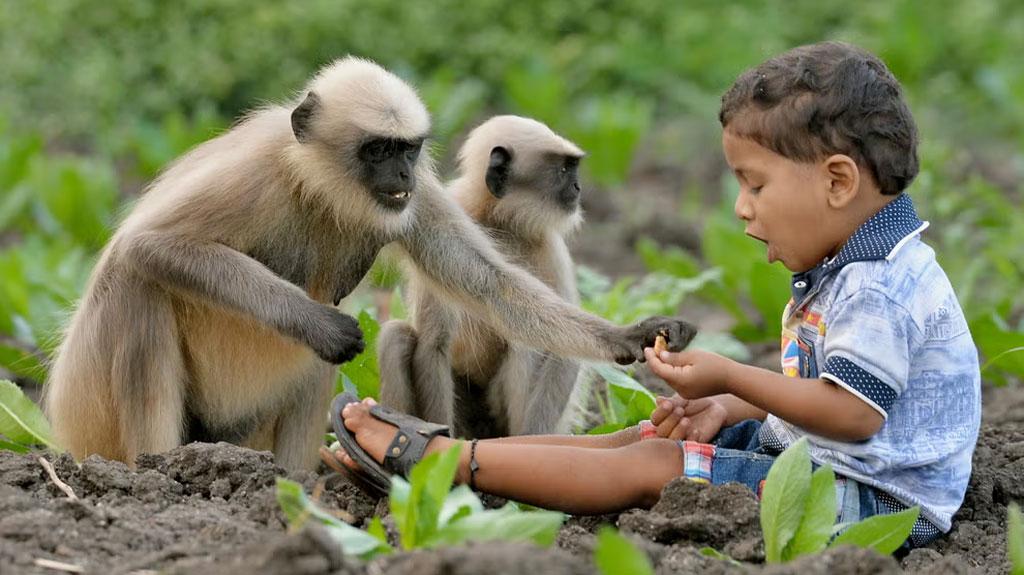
[358,137,423,211]
[551,155,583,211]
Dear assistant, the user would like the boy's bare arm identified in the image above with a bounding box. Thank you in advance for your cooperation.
[645,348,884,442]
[725,363,883,441]
[711,393,768,426]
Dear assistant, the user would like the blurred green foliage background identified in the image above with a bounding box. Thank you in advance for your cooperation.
[1,0,1022,390]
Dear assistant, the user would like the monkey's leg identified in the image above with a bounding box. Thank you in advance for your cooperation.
[502,352,581,436]
[377,320,419,414]
[272,362,335,470]
[411,339,457,429]
[524,356,581,431]
[110,284,188,462]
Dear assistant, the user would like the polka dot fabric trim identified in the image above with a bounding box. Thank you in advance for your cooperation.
[790,193,926,302]
[824,355,898,414]
[823,193,924,271]
[875,489,942,547]
[756,423,788,455]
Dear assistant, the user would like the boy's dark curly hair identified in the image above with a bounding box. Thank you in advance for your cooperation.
[720,41,918,195]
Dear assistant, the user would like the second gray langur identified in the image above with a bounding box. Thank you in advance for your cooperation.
[44,57,695,470]
[379,116,606,437]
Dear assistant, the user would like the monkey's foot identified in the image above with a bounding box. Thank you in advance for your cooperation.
[323,392,453,495]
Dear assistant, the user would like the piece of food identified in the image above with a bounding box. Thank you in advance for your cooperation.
[654,335,668,355]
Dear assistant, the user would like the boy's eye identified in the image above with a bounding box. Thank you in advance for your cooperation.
[750,186,763,194]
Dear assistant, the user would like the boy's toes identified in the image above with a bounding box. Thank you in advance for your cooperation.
[342,401,369,432]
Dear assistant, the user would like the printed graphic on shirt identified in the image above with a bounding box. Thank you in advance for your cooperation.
[780,299,826,380]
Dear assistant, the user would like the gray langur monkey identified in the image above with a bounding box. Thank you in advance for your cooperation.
[379,116,601,437]
[44,57,694,470]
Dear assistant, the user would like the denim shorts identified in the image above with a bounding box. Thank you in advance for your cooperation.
[695,419,878,528]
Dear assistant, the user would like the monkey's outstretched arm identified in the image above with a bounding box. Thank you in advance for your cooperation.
[123,231,363,364]
[399,189,694,364]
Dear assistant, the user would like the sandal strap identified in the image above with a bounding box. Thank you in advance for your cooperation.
[369,404,451,437]
[372,404,450,477]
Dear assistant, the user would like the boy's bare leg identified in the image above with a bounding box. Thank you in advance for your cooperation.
[334,400,683,515]
[485,425,641,448]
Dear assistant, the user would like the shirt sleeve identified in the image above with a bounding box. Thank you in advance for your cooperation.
[821,287,917,419]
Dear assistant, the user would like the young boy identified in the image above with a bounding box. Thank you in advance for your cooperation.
[325,41,981,548]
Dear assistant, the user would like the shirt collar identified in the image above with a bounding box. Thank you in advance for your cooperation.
[790,193,929,302]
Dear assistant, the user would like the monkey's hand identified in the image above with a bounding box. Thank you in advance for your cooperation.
[612,316,697,365]
[308,309,365,364]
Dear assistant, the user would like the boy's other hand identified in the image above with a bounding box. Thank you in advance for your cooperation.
[650,394,727,442]
[644,348,734,399]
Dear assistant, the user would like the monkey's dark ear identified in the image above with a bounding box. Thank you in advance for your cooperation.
[291,92,320,143]
[485,146,512,198]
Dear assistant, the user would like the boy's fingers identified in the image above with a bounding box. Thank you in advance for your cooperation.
[645,348,687,381]
[657,349,696,366]
[668,418,690,441]
[682,397,711,415]
[651,404,669,425]
[656,408,683,438]
[650,397,675,425]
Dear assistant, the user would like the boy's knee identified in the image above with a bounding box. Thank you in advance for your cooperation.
[624,438,686,506]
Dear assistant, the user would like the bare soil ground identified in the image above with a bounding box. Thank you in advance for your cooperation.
[1,383,1020,575]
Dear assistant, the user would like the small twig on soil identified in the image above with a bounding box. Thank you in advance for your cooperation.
[33,558,84,573]
[38,457,78,501]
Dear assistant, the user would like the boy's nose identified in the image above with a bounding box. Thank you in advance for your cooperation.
[734,191,754,221]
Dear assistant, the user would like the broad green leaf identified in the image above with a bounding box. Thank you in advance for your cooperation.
[0,379,58,450]
[427,504,565,548]
[589,364,655,399]
[586,422,628,435]
[748,261,792,331]
[760,437,811,563]
[439,484,484,525]
[636,237,700,278]
[0,345,46,382]
[688,331,752,362]
[366,516,389,545]
[700,546,741,566]
[971,315,1024,378]
[1009,504,1024,575]
[594,526,654,575]
[275,477,392,559]
[337,310,382,400]
[784,463,836,560]
[391,443,462,548]
[0,438,29,453]
[830,506,919,555]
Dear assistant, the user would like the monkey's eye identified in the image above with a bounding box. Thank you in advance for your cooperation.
[360,139,392,163]
[405,142,422,162]
[562,156,580,173]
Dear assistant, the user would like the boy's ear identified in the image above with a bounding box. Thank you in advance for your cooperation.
[823,154,860,209]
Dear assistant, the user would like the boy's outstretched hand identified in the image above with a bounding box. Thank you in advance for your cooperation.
[649,394,727,443]
[644,347,735,399]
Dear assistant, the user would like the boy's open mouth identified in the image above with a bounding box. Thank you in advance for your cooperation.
[745,231,767,244]
[746,231,778,263]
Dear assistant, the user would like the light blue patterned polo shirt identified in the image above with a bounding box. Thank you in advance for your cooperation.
[759,193,981,533]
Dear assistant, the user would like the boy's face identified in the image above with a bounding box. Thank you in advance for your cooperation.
[722,129,840,273]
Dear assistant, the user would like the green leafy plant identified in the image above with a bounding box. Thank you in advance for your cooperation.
[1009,503,1024,575]
[336,310,382,401]
[759,437,919,563]
[276,478,392,560]
[594,526,654,575]
[278,443,565,559]
[585,363,656,435]
[0,379,60,453]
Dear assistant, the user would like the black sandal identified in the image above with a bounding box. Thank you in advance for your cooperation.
[320,392,451,497]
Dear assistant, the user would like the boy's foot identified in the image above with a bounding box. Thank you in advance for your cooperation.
[331,398,458,476]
